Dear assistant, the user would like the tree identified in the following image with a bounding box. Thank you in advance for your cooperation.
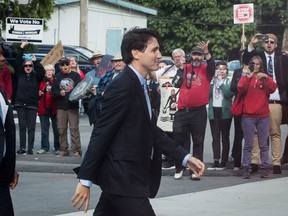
[130,0,286,60]
[0,0,54,31]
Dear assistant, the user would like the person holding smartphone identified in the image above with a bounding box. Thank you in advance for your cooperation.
[242,33,288,174]
[238,56,277,179]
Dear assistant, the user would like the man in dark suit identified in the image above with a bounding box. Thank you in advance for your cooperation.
[71,28,205,215]
[0,88,18,216]
[242,33,288,174]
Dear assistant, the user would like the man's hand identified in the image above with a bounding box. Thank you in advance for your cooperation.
[197,41,209,53]
[60,89,65,97]
[71,182,91,213]
[90,85,96,95]
[9,171,19,190]
[186,157,205,178]
[20,41,29,49]
[249,33,262,48]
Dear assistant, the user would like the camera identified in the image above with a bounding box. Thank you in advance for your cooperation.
[255,34,269,41]
[249,63,254,72]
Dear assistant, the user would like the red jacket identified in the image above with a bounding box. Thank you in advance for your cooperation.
[0,64,12,101]
[238,74,277,117]
[177,63,214,109]
[37,78,58,116]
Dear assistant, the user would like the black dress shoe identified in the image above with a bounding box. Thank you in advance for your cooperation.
[250,163,258,173]
[273,165,281,174]
[281,156,288,165]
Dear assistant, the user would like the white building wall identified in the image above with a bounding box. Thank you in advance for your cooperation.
[41,1,148,52]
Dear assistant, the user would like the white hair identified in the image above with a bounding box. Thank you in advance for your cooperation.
[172,48,185,57]
[44,64,55,72]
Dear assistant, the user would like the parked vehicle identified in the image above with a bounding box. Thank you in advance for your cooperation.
[227,60,241,79]
[0,42,94,74]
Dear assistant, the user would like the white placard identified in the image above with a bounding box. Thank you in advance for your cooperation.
[233,4,254,24]
[6,17,43,42]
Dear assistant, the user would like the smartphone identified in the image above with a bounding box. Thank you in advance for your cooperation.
[249,63,254,72]
[255,34,269,41]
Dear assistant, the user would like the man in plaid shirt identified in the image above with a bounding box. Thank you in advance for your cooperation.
[96,54,125,96]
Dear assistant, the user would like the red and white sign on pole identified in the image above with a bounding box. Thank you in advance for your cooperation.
[233,3,254,24]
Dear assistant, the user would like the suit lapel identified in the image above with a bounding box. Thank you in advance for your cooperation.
[126,67,152,122]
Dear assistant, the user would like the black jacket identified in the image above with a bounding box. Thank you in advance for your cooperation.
[51,71,82,110]
[77,66,188,198]
[14,48,45,108]
[0,88,16,186]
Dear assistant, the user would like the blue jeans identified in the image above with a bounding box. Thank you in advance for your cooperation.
[242,117,270,169]
[16,106,37,150]
[39,110,60,151]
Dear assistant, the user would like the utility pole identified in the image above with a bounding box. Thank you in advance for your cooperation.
[80,0,88,47]
[282,0,288,51]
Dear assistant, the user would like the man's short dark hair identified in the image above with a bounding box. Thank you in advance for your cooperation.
[121,27,159,64]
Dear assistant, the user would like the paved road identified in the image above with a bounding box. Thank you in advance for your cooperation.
[11,115,288,216]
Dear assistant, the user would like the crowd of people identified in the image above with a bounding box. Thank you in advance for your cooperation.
[1,28,288,215]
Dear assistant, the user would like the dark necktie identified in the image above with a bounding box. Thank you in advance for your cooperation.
[268,56,273,78]
[143,83,152,119]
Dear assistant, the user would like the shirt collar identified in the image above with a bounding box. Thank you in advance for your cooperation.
[128,65,146,86]
[265,52,275,59]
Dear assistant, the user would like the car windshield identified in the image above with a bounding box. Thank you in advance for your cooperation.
[73,47,93,58]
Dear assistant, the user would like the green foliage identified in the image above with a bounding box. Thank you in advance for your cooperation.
[0,0,54,31]
[130,0,286,60]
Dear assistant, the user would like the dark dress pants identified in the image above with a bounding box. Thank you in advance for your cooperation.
[209,107,232,163]
[93,192,156,216]
[0,185,14,216]
[173,106,207,172]
[231,115,243,167]
[16,106,37,150]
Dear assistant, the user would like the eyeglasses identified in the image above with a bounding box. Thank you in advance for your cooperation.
[60,63,69,66]
[251,62,260,65]
[265,40,275,44]
[24,64,33,68]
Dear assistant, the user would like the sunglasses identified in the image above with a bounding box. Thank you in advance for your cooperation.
[60,63,69,66]
[265,40,275,44]
[24,64,33,68]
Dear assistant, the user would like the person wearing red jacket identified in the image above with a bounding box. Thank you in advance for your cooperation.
[0,52,12,102]
[37,64,60,154]
[238,56,277,179]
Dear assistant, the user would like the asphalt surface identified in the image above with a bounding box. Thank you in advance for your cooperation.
[11,115,288,216]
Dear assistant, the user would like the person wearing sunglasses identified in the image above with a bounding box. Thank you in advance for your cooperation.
[242,33,288,175]
[14,41,45,155]
[51,57,82,157]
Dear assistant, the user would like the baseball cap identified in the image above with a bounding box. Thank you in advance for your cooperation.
[191,47,204,55]
[59,57,70,64]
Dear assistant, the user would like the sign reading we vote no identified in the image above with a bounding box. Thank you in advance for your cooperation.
[6,17,44,42]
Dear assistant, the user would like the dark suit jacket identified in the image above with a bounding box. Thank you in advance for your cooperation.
[0,89,16,186]
[242,49,288,103]
[77,66,187,198]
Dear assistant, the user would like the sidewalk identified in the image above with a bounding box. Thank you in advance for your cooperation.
[55,177,288,216]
